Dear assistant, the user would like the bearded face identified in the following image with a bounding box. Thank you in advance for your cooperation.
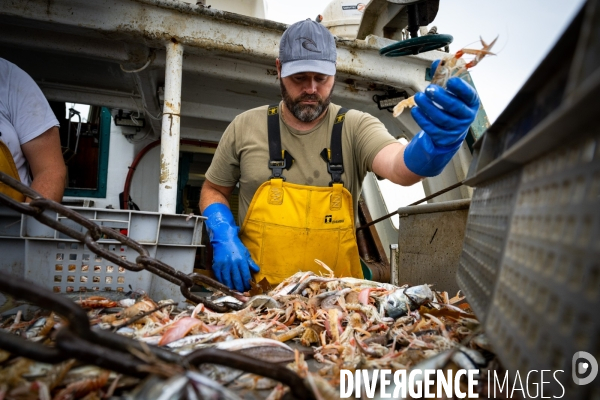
[280,78,334,123]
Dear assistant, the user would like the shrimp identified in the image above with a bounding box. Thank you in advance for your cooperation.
[52,370,110,400]
[75,296,118,309]
[393,36,497,117]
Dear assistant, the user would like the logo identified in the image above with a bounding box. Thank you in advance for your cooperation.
[572,351,598,385]
[342,3,365,12]
[340,369,480,398]
[297,37,321,53]
[342,368,571,398]
[267,106,278,115]
[335,113,346,124]
[324,215,344,224]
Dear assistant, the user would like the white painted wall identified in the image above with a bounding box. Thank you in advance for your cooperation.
[105,123,136,209]
[130,145,160,212]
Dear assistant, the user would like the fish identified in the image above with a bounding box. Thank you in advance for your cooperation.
[24,317,46,339]
[119,299,136,308]
[166,331,231,350]
[383,284,434,319]
[137,336,162,346]
[214,337,293,352]
[115,327,136,338]
[187,371,244,400]
[214,338,296,362]
[212,296,243,305]
[158,317,204,346]
[131,372,242,400]
[4,255,491,399]
[243,295,281,309]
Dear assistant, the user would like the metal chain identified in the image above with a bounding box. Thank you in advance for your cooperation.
[0,172,244,312]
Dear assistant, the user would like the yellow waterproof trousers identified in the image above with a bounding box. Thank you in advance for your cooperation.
[239,179,363,285]
[0,141,25,202]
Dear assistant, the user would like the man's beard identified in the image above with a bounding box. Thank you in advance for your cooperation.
[280,80,334,123]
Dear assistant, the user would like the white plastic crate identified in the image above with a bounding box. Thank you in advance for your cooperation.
[0,206,204,305]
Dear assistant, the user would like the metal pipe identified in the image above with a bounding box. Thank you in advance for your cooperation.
[357,180,465,231]
[389,244,399,286]
[396,198,471,217]
[407,4,420,39]
[159,41,183,214]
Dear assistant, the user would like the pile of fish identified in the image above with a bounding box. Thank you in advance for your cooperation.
[0,262,497,399]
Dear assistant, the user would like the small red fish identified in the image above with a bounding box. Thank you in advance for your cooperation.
[158,317,203,346]
[358,287,387,305]
[358,288,372,305]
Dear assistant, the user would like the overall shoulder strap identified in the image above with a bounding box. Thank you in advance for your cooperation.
[320,107,349,186]
[267,105,293,180]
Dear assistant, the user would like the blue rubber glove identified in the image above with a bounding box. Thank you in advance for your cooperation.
[404,62,480,176]
[203,203,260,292]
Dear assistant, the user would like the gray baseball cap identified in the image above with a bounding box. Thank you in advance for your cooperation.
[279,19,337,78]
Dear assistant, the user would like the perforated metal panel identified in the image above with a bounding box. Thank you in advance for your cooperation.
[484,133,600,398]
[456,170,521,320]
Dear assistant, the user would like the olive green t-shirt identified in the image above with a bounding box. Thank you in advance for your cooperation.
[205,102,397,224]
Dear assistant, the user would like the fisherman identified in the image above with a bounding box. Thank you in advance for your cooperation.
[0,58,66,202]
[200,19,479,292]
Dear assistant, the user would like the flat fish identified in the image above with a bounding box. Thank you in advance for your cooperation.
[212,296,243,305]
[214,338,296,363]
[243,295,281,309]
[235,346,296,363]
[166,331,229,349]
[214,337,293,352]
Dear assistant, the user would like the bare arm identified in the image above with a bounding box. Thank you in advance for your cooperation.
[199,179,236,213]
[371,142,422,186]
[21,126,66,202]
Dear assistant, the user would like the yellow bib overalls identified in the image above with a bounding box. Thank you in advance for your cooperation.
[0,140,26,202]
[239,106,363,285]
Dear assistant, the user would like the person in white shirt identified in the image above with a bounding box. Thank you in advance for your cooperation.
[0,58,66,202]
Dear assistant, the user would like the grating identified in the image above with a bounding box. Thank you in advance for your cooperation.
[483,132,600,398]
[457,169,521,320]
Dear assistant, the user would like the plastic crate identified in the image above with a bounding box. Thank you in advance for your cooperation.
[457,3,600,398]
[0,206,204,305]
